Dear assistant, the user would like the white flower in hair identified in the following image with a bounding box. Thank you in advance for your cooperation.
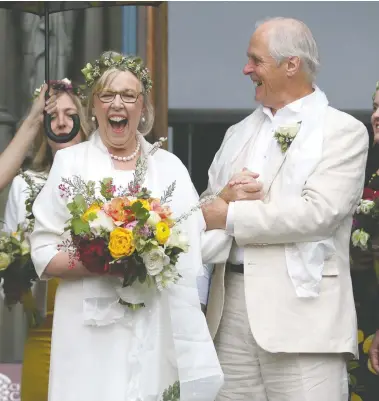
[61,78,72,86]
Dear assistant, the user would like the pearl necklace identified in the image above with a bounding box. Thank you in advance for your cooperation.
[109,140,141,162]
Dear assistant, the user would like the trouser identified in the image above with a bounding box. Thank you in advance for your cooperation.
[214,271,349,401]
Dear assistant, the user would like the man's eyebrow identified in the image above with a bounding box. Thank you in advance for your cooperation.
[247,52,262,61]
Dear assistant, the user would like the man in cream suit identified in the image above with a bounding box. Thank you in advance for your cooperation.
[200,17,369,400]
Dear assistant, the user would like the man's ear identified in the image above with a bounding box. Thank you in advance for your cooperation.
[286,56,301,77]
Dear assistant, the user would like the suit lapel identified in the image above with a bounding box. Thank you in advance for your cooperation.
[230,109,266,165]
[263,142,288,197]
[215,109,266,187]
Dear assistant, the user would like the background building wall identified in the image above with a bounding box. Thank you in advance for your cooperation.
[168,1,379,111]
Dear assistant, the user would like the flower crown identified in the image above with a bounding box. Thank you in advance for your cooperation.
[33,78,87,103]
[81,53,153,94]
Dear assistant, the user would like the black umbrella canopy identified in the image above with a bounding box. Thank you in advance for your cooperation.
[0,0,162,143]
[0,1,162,15]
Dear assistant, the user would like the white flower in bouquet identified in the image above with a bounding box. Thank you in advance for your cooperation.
[155,265,181,291]
[142,248,170,276]
[166,227,189,253]
[89,210,115,236]
[0,236,9,251]
[11,231,21,241]
[352,229,370,250]
[0,252,12,271]
[357,199,375,215]
[146,211,161,226]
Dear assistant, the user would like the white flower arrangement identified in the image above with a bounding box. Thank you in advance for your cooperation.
[273,121,302,153]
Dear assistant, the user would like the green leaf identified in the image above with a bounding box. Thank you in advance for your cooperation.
[10,236,21,247]
[131,201,143,213]
[131,201,150,223]
[349,373,357,387]
[348,361,360,371]
[86,212,98,222]
[100,177,114,200]
[74,194,87,212]
[72,218,90,235]
[66,201,77,214]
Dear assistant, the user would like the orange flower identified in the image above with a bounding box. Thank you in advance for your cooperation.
[104,197,134,223]
[150,198,173,220]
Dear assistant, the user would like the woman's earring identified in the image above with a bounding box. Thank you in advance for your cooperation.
[91,116,96,122]
[141,116,146,124]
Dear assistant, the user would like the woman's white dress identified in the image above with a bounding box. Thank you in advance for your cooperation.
[30,132,223,401]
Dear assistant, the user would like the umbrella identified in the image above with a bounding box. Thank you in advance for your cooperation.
[0,1,162,143]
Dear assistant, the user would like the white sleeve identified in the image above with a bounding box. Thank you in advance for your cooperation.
[201,229,233,264]
[196,264,213,305]
[225,201,235,236]
[4,176,26,233]
[30,151,70,278]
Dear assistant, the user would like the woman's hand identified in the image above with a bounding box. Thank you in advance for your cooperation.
[26,84,58,127]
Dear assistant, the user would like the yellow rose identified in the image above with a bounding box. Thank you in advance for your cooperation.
[130,199,151,211]
[358,329,364,344]
[108,227,135,259]
[368,359,378,376]
[155,221,171,245]
[82,203,102,222]
[351,392,363,401]
[363,334,374,354]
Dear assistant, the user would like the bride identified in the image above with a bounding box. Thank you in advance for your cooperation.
[30,51,223,401]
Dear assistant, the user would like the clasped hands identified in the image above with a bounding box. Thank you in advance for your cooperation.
[202,168,264,231]
[220,168,264,204]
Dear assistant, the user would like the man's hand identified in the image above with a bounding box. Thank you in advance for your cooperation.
[369,330,379,374]
[202,197,228,231]
[220,169,264,203]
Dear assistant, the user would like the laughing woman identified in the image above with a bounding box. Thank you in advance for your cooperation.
[30,51,223,401]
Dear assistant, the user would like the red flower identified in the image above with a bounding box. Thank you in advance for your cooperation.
[77,238,111,274]
[363,187,379,201]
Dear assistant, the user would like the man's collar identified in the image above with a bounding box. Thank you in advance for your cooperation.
[262,85,320,118]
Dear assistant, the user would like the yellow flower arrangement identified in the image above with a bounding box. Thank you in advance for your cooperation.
[108,227,135,259]
[131,199,151,211]
[155,222,171,245]
[82,203,102,222]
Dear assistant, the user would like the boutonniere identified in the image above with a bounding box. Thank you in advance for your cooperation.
[273,121,302,153]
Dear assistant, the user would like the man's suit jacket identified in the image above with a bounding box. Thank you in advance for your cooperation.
[202,106,369,357]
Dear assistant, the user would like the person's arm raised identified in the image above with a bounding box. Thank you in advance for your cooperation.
[0,84,57,191]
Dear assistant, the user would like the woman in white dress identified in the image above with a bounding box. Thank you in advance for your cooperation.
[3,79,90,401]
[30,52,223,401]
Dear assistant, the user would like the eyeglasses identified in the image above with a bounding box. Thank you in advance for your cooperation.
[97,91,142,104]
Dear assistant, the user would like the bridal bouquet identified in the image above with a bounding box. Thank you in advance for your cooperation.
[58,140,196,307]
[351,187,379,251]
[0,171,45,326]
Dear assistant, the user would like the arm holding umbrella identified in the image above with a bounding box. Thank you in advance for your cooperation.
[0,84,57,191]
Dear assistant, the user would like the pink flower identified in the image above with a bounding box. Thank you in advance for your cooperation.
[125,221,138,230]
[150,198,172,220]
